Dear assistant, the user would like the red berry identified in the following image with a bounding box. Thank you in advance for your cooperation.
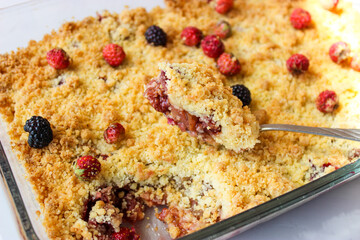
[181,26,203,46]
[46,48,70,69]
[112,227,140,240]
[322,163,339,170]
[214,20,231,39]
[286,54,310,75]
[329,41,351,64]
[103,43,126,67]
[290,8,312,29]
[320,0,339,11]
[104,123,125,144]
[316,90,339,113]
[73,156,101,180]
[217,53,241,76]
[201,35,225,58]
[350,54,360,71]
[215,0,234,14]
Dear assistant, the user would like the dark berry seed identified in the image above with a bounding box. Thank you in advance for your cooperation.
[24,116,53,148]
[145,25,167,47]
[231,84,252,107]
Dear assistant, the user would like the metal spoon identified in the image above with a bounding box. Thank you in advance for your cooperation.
[260,124,360,142]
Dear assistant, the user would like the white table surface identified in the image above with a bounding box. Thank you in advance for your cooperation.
[0,1,360,240]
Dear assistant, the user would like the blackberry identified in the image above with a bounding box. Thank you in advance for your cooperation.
[24,116,53,148]
[145,25,167,46]
[231,84,252,107]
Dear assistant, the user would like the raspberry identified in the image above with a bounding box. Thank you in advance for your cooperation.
[320,0,339,11]
[104,123,125,144]
[73,156,101,181]
[316,90,339,113]
[286,54,310,75]
[215,0,234,14]
[46,48,70,69]
[231,84,252,107]
[103,44,126,67]
[111,227,140,240]
[24,116,53,148]
[145,25,167,47]
[290,8,312,29]
[329,41,351,64]
[214,20,231,39]
[201,35,225,58]
[217,53,241,76]
[350,54,360,72]
[181,26,203,46]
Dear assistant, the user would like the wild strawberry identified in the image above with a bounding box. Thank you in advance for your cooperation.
[111,227,140,240]
[46,48,70,69]
[201,35,225,58]
[290,8,312,29]
[316,90,339,113]
[181,26,203,46]
[286,54,310,75]
[320,0,339,11]
[73,156,101,181]
[103,44,126,67]
[217,53,241,76]
[350,54,360,72]
[215,0,234,14]
[104,123,125,144]
[329,41,351,64]
[322,163,332,168]
[214,20,231,39]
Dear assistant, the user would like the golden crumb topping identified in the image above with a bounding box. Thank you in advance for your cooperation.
[0,0,359,239]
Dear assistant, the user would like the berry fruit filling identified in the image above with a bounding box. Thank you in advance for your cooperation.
[81,186,143,239]
[144,71,221,144]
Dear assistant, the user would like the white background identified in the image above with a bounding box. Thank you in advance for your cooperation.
[0,0,359,240]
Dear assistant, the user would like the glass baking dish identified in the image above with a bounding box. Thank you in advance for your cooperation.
[0,0,359,239]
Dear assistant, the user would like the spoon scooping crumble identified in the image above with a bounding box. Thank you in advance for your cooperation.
[144,62,360,152]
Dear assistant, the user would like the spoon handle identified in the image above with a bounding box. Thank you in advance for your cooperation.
[260,124,360,142]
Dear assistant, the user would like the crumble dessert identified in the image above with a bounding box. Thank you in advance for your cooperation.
[0,0,360,239]
[144,62,259,151]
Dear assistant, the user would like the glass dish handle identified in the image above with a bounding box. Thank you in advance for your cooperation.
[260,124,360,142]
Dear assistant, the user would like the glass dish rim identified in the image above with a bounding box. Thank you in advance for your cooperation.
[0,1,359,239]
